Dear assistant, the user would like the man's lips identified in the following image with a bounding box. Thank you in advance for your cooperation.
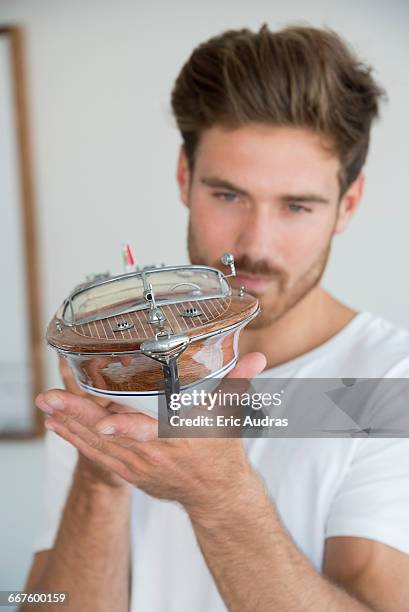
[233,271,274,292]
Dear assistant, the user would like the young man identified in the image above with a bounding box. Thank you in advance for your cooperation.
[23,25,409,612]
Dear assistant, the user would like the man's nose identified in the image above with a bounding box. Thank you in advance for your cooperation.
[235,203,281,262]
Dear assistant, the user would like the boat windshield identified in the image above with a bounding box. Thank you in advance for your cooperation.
[62,266,230,325]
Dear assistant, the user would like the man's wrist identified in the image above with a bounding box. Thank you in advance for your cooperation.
[74,455,132,498]
[185,465,265,529]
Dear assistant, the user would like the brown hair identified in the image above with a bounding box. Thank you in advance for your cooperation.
[171,24,385,195]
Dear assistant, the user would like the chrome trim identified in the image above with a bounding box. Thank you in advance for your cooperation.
[140,333,189,362]
[113,320,134,332]
[170,282,202,295]
[221,252,236,278]
[180,306,203,317]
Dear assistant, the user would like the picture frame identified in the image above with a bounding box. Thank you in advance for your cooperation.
[0,25,44,439]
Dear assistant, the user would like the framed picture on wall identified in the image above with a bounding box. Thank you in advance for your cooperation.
[0,25,44,439]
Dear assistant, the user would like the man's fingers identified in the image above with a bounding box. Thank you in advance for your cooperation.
[36,389,110,426]
[226,352,267,380]
[44,415,143,484]
[107,404,141,414]
[58,355,112,408]
[47,353,266,432]
[95,412,158,441]
[201,352,267,415]
[58,356,85,395]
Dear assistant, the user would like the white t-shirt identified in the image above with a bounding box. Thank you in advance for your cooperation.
[33,311,409,611]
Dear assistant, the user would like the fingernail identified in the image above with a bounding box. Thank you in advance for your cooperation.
[45,420,55,431]
[36,397,53,415]
[44,396,65,411]
[98,425,116,435]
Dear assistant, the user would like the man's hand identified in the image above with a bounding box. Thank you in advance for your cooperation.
[36,356,134,490]
[36,352,266,510]
[58,355,111,408]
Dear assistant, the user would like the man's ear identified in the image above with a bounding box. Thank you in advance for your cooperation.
[334,173,365,235]
[176,145,191,208]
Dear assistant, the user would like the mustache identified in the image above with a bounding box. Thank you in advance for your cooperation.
[231,254,284,279]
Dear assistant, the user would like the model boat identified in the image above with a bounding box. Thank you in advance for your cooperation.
[46,253,260,419]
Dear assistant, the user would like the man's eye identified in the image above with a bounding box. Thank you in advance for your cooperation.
[287,203,309,213]
[213,192,238,202]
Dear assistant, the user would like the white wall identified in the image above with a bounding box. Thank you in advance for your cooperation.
[0,440,44,593]
[0,0,408,388]
[0,0,408,589]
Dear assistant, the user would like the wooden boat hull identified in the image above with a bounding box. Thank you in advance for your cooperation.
[47,286,259,418]
[64,323,241,390]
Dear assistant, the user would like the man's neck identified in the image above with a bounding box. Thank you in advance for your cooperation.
[239,286,357,370]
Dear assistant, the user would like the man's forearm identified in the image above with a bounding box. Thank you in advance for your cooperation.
[187,471,372,612]
[21,460,132,612]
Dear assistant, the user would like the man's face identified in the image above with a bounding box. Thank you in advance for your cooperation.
[178,124,359,329]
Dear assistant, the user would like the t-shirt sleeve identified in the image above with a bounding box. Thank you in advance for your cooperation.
[325,437,409,554]
[32,429,78,553]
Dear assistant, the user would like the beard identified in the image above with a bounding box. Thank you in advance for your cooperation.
[187,218,332,330]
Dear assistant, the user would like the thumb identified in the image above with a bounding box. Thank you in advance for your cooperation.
[212,352,266,402]
[95,412,157,441]
[226,352,267,379]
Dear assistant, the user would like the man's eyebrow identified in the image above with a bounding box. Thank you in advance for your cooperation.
[201,177,330,204]
[280,193,330,205]
[200,176,250,197]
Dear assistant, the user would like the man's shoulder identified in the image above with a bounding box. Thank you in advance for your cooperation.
[357,311,409,348]
[346,311,409,377]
